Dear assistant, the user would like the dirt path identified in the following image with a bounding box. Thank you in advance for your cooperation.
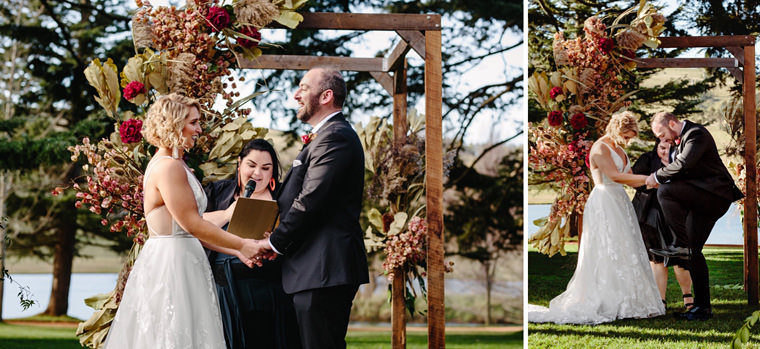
[4,320,79,328]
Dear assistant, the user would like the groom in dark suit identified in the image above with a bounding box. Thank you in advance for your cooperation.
[646,112,743,321]
[254,67,369,347]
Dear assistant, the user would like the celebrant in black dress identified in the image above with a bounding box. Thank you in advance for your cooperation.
[203,138,301,349]
[631,138,693,310]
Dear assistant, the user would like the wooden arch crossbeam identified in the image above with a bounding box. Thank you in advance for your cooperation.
[638,35,758,305]
[239,12,445,347]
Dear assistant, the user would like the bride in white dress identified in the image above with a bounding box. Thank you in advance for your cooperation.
[104,94,264,348]
[529,111,665,325]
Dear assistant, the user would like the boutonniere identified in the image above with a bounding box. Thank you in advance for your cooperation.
[301,132,316,145]
[674,138,681,145]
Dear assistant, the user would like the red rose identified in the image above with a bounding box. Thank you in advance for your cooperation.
[301,132,316,145]
[569,112,588,130]
[585,152,591,168]
[119,118,143,144]
[236,26,261,48]
[547,110,563,127]
[549,86,563,100]
[622,49,635,60]
[206,6,231,32]
[123,81,146,101]
[597,37,615,55]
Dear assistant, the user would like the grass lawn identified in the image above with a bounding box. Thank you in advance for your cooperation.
[528,245,760,348]
[0,321,522,348]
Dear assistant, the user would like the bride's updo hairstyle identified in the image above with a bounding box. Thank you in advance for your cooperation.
[605,110,639,146]
[142,93,201,150]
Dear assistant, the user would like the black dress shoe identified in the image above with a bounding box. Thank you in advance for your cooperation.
[674,306,712,321]
[650,245,690,258]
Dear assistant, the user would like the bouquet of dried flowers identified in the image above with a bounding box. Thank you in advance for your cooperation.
[63,1,306,347]
[357,111,454,317]
[528,0,665,256]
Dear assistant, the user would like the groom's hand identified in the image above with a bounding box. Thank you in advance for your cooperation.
[239,239,271,267]
[645,173,659,189]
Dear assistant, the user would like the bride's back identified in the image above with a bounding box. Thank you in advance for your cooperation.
[143,156,181,237]
[589,139,627,186]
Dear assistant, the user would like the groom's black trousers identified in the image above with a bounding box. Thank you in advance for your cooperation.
[291,284,359,349]
[658,181,731,308]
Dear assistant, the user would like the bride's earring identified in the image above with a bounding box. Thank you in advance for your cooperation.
[172,147,179,159]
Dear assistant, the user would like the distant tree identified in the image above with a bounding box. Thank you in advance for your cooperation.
[676,0,760,87]
[445,145,522,325]
[0,0,133,316]
[247,0,523,155]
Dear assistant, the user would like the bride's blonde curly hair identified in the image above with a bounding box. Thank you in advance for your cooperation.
[141,93,201,150]
[605,110,639,146]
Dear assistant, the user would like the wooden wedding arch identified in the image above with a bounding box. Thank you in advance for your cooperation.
[245,13,445,347]
[637,35,758,305]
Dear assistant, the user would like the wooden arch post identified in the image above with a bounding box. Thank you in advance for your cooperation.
[241,12,445,347]
[638,35,758,305]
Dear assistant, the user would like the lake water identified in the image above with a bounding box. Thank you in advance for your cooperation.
[2,273,118,320]
[528,202,747,245]
[2,273,522,320]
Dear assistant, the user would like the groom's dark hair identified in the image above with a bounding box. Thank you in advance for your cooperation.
[314,66,347,108]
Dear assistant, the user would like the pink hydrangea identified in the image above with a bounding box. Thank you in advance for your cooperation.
[122,81,146,101]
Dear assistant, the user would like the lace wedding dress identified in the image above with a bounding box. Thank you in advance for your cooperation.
[528,142,665,325]
[105,156,226,348]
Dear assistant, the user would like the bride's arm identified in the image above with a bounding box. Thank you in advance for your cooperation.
[202,202,236,228]
[590,144,647,187]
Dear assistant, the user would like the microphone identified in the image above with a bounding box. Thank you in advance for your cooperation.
[243,180,256,198]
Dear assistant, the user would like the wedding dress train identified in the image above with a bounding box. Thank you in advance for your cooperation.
[104,156,226,348]
[528,143,665,324]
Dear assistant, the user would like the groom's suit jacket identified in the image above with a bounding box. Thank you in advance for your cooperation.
[654,120,743,203]
[269,113,370,294]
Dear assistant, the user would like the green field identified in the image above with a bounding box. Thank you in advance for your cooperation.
[0,321,523,348]
[528,246,760,348]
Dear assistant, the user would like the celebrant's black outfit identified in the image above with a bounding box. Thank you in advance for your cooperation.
[204,178,300,349]
[631,145,688,269]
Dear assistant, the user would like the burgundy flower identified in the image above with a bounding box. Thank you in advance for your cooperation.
[119,119,143,144]
[301,132,316,145]
[549,86,563,100]
[123,81,146,101]
[236,26,261,48]
[569,112,588,130]
[206,6,231,32]
[622,49,635,60]
[568,141,578,153]
[598,37,615,55]
[547,110,563,127]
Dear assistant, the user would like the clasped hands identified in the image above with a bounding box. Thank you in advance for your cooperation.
[645,173,659,189]
[238,232,277,268]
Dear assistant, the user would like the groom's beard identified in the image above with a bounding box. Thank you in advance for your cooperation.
[297,94,319,124]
